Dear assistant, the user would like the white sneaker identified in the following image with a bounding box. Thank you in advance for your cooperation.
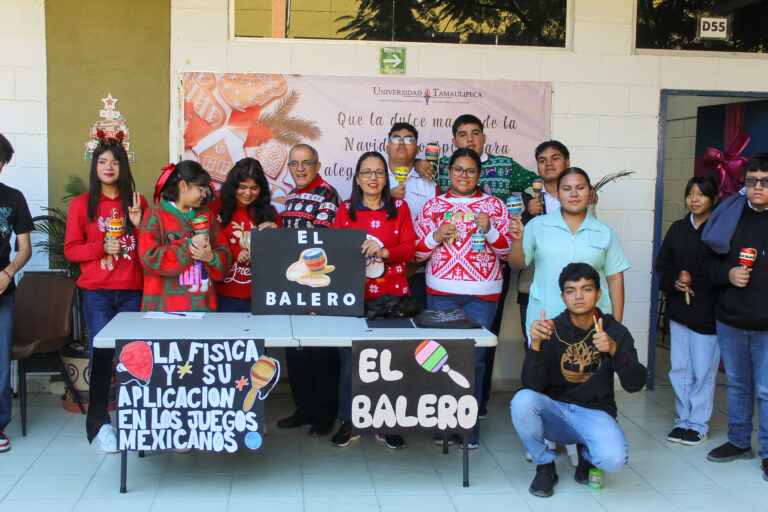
[526,451,532,462]
[569,453,579,467]
[96,424,119,453]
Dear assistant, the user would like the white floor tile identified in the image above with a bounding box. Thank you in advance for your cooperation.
[304,495,380,512]
[26,453,104,476]
[0,499,76,512]
[73,499,153,512]
[380,493,457,512]
[150,497,229,512]
[592,489,678,512]
[371,470,444,496]
[229,472,303,497]
[5,474,92,500]
[303,471,375,496]
[228,496,303,512]
[662,488,750,511]
[155,473,232,498]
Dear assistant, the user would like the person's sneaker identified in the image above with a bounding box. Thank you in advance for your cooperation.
[478,401,488,420]
[707,441,755,462]
[574,445,595,484]
[330,422,360,447]
[96,424,119,453]
[529,461,558,497]
[277,411,312,429]
[459,434,480,450]
[433,434,455,446]
[680,429,707,446]
[569,452,579,467]
[376,434,406,449]
[666,427,686,443]
[762,458,768,482]
[0,431,10,453]
[526,452,532,462]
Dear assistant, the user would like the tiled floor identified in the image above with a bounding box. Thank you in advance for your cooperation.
[1,381,765,512]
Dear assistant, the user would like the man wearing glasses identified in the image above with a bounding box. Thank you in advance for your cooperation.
[385,122,440,309]
[701,154,768,482]
[277,143,341,439]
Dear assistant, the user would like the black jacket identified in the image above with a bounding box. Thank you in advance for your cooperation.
[701,204,768,331]
[521,310,647,418]
[655,215,717,335]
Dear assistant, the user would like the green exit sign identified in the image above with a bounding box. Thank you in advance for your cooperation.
[380,47,405,75]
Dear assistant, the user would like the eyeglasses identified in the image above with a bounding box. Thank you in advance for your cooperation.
[188,183,208,194]
[388,135,416,145]
[288,160,315,169]
[358,169,387,178]
[449,166,479,177]
[745,176,768,188]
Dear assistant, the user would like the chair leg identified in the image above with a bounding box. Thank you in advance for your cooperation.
[56,353,85,414]
[18,359,27,437]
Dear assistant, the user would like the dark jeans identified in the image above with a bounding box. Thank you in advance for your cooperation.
[407,272,427,311]
[285,346,340,425]
[482,263,512,405]
[217,295,252,313]
[83,289,142,428]
[0,292,14,432]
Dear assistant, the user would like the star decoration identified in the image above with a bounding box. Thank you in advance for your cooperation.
[101,94,117,109]
[235,376,249,391]
[177,361,193,379]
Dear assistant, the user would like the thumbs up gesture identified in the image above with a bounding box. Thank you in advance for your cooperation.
[592,318,616,356]
[529,309,554,350]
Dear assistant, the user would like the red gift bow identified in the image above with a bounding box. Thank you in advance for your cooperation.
[153,163,176,203]
[702,129,751,200]
[184,102,273,150]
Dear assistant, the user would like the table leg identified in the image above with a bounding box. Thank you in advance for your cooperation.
[442,434,448,455]
[138,451,145,458]
[120,450,127,493]
[462,435,469,487]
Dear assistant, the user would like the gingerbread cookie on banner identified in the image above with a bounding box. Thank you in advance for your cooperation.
[184,72,226,128]
[218,73,287,112]
[248,143,292,209]
[193,127,247,185]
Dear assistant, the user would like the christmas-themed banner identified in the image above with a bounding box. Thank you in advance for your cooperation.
[182,73,550,208]
[351,338,477,434]
[116,338,276,452]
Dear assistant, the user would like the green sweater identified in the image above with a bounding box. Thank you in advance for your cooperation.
[436,153,538,203]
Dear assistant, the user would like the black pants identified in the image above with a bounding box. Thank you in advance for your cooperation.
[284,346,340,425]
[481,263,512,405]
[407,272,428,311]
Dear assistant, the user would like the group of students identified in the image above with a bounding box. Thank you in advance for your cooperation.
[0,117,765,492]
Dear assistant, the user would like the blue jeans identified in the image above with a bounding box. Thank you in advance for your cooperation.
[0,292,14,432]
[338,347,353,423]
[217,296,252,313]
[716,320,768,458]
[510,389,628,472]
[82,289,142,426]
[427,293,497,438]
[669,320,720,435]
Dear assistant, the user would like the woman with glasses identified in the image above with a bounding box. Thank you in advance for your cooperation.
[331,151,416,450]
[138,160,231,312]
[208,158,281,313]
[508,167,629,346]
[414,147,512,450]
[655,175,720,446]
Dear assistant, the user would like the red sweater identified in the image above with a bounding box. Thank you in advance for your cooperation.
[138,200,231,312]
[333,199,416,300]
[415,190,511,300]
[207,199,282,299]
[64,192,148,291]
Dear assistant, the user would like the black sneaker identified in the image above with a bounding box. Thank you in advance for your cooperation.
[529,462,558,497]
[707,441,755,462]
[680,429,707,446]
[330,422,360,447]
[666,427,686,443]
[376,434,406,449]
[0,431,9,453]
[277,411,312,429]
[762,458,767,482]
[478,401,488,420]
[574,445,594,484]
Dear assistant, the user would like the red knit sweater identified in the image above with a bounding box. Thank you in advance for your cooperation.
[138,200,231,312]
[207,199,282,299]
[64,192,148,291]
[333,198,416,300]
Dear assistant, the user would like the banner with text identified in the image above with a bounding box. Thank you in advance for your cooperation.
[250,228,366,316]
[183,73,550,206]
[351,338,477,434]
[116,338,277,452]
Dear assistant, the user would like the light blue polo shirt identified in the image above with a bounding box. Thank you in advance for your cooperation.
[522,210,630,335]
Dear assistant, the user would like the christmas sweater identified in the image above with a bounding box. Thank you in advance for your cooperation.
[207,199,282,299]
[64,192,148,291]
[333,199,416,300]
[138,200,231,312]
[280,175,340,229]
[415,190,511,299]
[436,153,538,202]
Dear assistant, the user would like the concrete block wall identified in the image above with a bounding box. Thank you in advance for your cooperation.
[0,0,48,272]
[168,0,768,386]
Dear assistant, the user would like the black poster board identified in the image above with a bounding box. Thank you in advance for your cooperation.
[116,338,276,452]
[250,228,366,316]
[351,338,477,434]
